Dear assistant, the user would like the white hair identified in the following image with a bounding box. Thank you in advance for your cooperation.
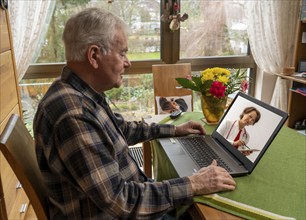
[62,7,128,61]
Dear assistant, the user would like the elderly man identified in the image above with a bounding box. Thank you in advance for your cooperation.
[33,7,235,220]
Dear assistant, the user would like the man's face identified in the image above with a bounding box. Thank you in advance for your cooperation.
[95,29,131,92]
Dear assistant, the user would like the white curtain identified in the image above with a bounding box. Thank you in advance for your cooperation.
[8,0,55,82]
[245,0,301,112]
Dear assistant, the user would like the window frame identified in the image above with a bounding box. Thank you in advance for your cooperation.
[23,0,257,95]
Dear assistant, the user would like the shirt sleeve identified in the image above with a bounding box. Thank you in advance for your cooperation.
[55,114,192,219]
[112,112,175,146]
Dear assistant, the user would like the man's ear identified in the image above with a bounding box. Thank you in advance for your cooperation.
[88,45,100,68]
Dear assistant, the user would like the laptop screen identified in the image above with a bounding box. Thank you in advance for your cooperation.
[214,92,288,172]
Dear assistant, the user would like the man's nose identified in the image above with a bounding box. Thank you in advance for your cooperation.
[124,58,131,68]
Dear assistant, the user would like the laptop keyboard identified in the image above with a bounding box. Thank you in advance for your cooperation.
[177,136,232,172]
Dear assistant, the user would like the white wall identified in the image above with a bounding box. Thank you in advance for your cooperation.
[254,67,277,104]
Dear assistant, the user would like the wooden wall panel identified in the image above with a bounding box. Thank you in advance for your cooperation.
[0,154,19,215]
[0,105,20,133]
[0,9,10,53]
[0,7,24,220]
[0,51,19,123]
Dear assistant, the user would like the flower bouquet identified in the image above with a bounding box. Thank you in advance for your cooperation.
[176,67,249,123]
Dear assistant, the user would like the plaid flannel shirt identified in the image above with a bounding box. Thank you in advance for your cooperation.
[33,66,193,219]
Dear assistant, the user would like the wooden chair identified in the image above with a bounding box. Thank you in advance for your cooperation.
[142,63,193,178]
[0,114,48,220]
[152,63,193,114]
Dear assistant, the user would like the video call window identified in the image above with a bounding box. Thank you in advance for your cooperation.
[216,95,283,163]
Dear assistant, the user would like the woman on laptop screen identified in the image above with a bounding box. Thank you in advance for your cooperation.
[218,106,261,155]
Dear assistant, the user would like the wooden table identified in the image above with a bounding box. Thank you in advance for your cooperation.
[189,203,243,220]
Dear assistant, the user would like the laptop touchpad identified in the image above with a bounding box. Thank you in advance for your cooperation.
[161,138,186,155]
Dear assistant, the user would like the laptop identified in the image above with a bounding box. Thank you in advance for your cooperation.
[158,92,288,177]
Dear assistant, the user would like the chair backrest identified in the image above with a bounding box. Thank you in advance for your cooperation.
[152,63,193,114]
[0,114,48,220]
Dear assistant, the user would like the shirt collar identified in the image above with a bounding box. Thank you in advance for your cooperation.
[61,66,106,105]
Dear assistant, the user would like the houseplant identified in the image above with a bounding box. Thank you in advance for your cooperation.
[176,67,249,123]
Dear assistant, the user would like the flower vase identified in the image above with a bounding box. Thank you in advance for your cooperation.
[201,95,227,124]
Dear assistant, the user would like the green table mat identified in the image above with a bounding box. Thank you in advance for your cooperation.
[152,112,306,220]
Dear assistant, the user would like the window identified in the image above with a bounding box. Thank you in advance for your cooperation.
[180,1,248,57]
[22,0,256,125]
[35,0,161,63]
[20,74,154,132]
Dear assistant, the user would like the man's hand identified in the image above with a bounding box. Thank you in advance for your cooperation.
[175,121,206,136]
[188,160,236,195]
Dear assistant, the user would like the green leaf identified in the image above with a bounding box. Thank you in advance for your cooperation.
[234,68,240,77]
[192,77,203,91]
[175,78,200,92]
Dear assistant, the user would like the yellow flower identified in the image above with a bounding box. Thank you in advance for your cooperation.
[214,67,230,76]
[201,70,214,82]
[217,75,229,84]
[201,68,230,84]
[176,67,249,98]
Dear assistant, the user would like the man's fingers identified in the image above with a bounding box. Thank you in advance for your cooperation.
[211,159,217,166]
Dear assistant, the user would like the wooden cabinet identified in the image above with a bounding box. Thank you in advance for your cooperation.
[286,21,306,128]
[0,7,37,220]
[0,154,29,219]
[287,79,306,128]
